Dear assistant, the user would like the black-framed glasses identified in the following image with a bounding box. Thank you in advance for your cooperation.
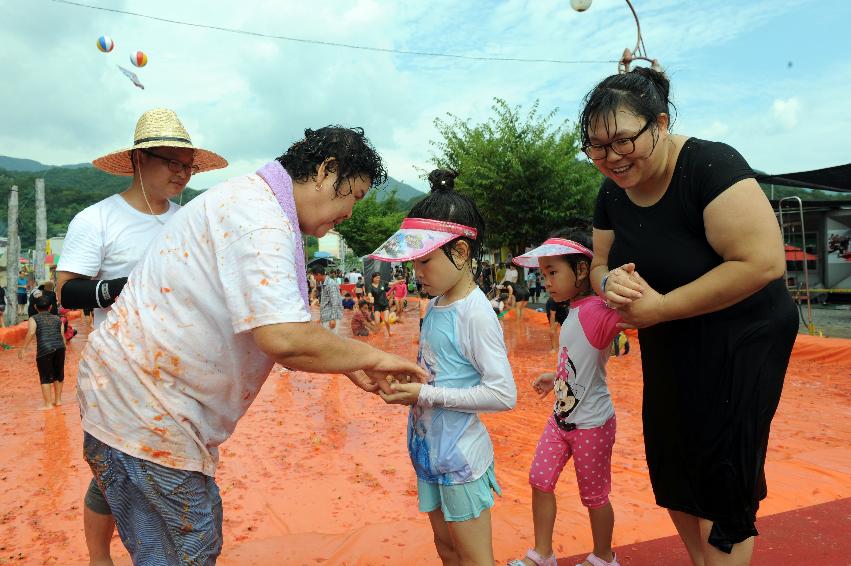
[582,122,652,161]
[140,149,200,176]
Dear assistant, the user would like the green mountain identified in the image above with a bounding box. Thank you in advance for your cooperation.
[0,155,90,172]
[376,176,425,204]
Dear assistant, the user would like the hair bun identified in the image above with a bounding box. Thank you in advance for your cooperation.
[427,168,458,193]
[631,66,670,104]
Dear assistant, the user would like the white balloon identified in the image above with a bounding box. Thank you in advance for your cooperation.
[571,0,592,12]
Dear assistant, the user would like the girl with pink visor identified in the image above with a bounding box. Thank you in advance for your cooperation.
[509,226,622,566]
[370,169,516,565]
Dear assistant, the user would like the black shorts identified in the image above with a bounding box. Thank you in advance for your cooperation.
[36,348,65,384]
[374,304,389,313]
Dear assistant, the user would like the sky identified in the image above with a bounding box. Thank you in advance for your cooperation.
[1,0,849,192]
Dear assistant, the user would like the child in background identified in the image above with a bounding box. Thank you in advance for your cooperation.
[490,293,507,317]
[342,293,356,310]
[509,227,622,566]
[19,293,68,409]
[369,169,516,566]
[351,300,376,336]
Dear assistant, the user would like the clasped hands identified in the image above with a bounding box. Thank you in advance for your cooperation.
[345,363,427,407]
[603,263,668,329]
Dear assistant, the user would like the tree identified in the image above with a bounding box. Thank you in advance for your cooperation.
[430,98,603,257]
[335,189,406,257]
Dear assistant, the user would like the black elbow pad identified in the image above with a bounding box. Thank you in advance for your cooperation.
[61,277,128,309]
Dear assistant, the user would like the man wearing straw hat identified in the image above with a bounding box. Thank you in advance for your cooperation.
[72,125,427,564]
[57,108,227,566]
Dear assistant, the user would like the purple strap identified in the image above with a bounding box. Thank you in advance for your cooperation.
[256,161,309,310]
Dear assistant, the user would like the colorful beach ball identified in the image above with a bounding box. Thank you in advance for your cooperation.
[129,51,148,68]
[96,35,114,53]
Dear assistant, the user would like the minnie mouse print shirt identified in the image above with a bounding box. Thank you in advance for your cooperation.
[553,296,621,430]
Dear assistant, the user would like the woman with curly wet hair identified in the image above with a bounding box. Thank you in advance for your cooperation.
[76,125,428,564]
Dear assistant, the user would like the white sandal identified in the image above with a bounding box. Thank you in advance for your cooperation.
[508,548,557,566]
[576,552,620,566]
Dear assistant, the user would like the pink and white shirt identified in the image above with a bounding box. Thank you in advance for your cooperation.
[552,296,621,430]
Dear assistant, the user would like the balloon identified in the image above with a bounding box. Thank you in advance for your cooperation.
[571,0,592,12]
[97,35,114,53]
[129,51,148,68]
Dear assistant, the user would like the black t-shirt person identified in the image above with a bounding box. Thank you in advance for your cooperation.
[369,282,390,311]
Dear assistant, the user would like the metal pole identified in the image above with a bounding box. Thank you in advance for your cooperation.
[34,178,47,283]
[5,186,19,326]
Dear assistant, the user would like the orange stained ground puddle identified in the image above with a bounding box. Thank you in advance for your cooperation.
[0,303,848,565]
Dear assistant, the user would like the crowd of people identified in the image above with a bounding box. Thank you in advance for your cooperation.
[5,65,799,566]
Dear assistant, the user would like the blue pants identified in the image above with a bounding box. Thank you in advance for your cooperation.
[83,432,223,565]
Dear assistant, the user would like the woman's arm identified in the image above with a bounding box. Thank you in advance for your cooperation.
[655,178,785,321]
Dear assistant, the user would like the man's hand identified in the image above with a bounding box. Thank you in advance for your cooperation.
[379,382,422,406]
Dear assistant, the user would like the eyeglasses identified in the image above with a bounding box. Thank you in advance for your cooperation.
[140,149,200,176]
[582,122,652,161]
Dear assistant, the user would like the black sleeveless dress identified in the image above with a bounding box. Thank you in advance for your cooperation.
[593,138,798,551]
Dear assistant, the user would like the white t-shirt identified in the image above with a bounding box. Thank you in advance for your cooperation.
[346,271,362,284]
[503,267,519,283]
[553,296,620,429]
[57,194,180,328]
[413,288,516,484]
[77,173,311,476]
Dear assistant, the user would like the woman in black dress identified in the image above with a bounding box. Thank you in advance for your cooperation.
[582,68,797,564]
[367,272,392,337]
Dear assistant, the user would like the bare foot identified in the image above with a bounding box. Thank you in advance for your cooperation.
[53,401,63,406]
[39,405,52,411]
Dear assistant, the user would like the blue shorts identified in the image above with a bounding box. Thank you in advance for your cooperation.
[83,432,223,565]
[417,463,501,522]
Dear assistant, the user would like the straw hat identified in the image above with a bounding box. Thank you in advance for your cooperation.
[92,108,228,176]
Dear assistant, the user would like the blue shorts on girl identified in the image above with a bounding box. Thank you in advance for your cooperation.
[529,296,621,508]
[412,288,516,522]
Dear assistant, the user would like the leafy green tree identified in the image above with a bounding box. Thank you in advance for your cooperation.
[430,98,603,257]
[336,189,406,257]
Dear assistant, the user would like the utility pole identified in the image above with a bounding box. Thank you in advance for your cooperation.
[34,178,47,283]
[5,186,19,326]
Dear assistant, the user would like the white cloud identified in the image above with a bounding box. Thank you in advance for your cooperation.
[0,0,846,191]
[772,97,800,130]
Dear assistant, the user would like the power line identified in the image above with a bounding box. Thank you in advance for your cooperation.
[50,0,616,66]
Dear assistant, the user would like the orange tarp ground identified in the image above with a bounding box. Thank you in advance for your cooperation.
[0,305,847,565]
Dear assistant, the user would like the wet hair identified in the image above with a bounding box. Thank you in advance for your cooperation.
[579,67,675,149]
[358,300,370,309]
[549,222,593,277]
[35,294,52,311]
[310,265,326,276]
[408,169,486,278]
[277,126,387,197]
[371,272,381,282]
[498,293,508,302]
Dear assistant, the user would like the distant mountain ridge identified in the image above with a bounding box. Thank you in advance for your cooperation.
[0,155,90,172]
[0,155,426,248]
[0,155,426,201]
